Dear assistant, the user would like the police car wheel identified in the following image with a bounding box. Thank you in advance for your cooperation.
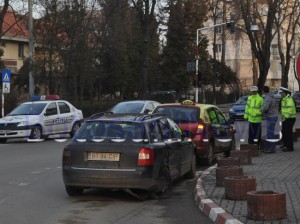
[30,126,43,139]
[0,138,7,143]
[70,122,81,137]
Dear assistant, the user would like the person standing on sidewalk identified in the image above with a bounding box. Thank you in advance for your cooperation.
[279,87,296,152]
[260,86,279,153]
[244,86,264,147]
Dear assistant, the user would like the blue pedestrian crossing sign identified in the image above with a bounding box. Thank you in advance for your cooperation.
[2,69,11,83]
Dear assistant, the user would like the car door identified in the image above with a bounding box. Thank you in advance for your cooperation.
[44,102,60,134]
[57,101,74,133]
[167,118,193,176]
[208,107,232,152]
[214,108,232,151]
[158,118,182,180]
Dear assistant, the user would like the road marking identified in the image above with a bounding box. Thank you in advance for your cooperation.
[18,182,30,186]
[0,197,8,204]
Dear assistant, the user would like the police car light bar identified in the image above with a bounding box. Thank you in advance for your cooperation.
[31,95,60,101]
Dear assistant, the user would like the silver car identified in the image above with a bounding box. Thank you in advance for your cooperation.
[108,100,160,114]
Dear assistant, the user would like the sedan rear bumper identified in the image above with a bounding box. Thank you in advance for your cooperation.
[63,166,160,191]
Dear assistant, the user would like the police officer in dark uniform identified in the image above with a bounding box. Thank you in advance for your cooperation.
[279,87,296,152]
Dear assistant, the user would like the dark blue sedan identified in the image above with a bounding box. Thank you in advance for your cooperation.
[229,96,248,122]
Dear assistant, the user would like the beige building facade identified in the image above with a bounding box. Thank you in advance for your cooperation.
[203,1,300,93]
[1,36,29,73]
[0,9,29,75]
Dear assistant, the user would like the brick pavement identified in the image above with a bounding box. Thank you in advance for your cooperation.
[194,142,300,224]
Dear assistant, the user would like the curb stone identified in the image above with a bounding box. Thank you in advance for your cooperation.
[194,164,244,224]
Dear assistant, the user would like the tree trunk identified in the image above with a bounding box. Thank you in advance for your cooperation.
[257,62,270,92]
[140,34,150,99]
[252,54,258,85]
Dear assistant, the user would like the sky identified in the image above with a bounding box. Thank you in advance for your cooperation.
[4,0,43,18]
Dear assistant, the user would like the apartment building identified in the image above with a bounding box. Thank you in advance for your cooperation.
[203,0,300,92]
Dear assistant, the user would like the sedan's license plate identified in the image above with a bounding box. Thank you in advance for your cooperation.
[88,152,120,161]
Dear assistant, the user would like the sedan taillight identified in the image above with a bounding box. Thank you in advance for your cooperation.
[63,146,71,165]
[138,148,154,166]
[196,120,205,135]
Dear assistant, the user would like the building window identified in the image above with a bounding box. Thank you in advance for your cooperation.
[215,26,222,34]
[215,43,222,52]
[271,44,280,60]
[271,44,278,55]
[18,43,24,58]
[216,10,223,18]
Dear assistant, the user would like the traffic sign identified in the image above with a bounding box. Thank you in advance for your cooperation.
[186,62,196,72]
[2,82,10,93]
[2,69,11,83]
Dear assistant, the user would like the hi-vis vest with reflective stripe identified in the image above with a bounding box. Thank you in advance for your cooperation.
[243,93,264,123]
[281,95,296,120]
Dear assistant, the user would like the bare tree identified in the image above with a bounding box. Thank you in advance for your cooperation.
[131,0,158,99]
[274,0,300,88]
[233,0,282,92]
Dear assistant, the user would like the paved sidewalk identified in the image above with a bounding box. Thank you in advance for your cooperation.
[194,142,300,224]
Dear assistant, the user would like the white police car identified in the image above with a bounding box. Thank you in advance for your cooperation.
[0,95,83,143]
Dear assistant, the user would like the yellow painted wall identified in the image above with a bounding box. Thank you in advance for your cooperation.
[0,40,29,71]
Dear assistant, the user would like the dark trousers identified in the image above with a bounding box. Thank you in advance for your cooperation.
[282,118,296,150]
[248,122,262,145]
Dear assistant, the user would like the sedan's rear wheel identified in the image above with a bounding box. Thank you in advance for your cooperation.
[65,186,84,196]
[224,138,236,157]
[151,166,172,199]
[200,144,214,166]
[0,138,7,143]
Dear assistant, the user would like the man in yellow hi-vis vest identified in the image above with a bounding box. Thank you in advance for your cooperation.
[244,86,264,147]
[279,87,296,152]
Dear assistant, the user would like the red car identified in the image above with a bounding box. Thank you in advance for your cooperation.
[152,100,236,165]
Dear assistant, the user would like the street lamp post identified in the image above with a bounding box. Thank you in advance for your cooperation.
[195,21,232,103]
[195,29,200,103]
[28,0,34,98]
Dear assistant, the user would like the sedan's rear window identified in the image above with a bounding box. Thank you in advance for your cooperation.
[153,106,200,123]
[74,121,146,141]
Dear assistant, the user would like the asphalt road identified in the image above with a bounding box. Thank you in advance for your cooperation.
[0,139,213,224]
[2,107,297,224]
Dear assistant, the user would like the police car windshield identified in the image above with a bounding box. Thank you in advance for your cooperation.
[9,103,47,116]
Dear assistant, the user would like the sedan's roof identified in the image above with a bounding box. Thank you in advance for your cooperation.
[117,100,160,104]
[155,102,218,110]
[23,99,69,104]
[88,113,166,122]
